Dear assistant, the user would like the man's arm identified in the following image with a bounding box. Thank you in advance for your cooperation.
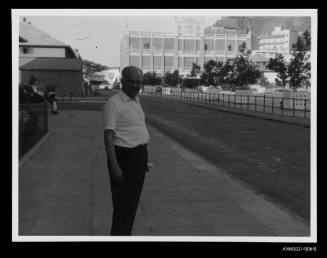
[104,129,124,182]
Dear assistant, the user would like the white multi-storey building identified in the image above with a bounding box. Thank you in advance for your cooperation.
[120,17,252,76]
[252,26,299,61]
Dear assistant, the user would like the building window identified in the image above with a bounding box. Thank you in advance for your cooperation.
[178,25,182,34]
[142,38,151,50]
[184,39,196,53]
[142,56,151,68]
[153,38,162,51]
[184,57,193,69]
[196,57,201,66]
[153,56,162,69]
[164,38,174,51]
[196,40,200,51]
[204,39,214,51]
[164,56,174,68]
[129,37,140,51]
[215,39,225,51]
[185,25,193,35]
[129,56,140,67]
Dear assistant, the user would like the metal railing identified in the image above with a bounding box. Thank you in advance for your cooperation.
[143,89,311,119]
[19,102,48,158]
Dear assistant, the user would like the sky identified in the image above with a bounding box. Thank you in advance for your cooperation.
[20,15,220,67]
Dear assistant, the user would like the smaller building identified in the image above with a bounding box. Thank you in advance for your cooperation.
[90,67,120,89]
[253,26,299,62]
[19,21,83,96]
[250,53,278,85]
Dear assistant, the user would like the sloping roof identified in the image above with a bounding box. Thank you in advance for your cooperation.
[20,57,82,71]
[19,22,67,46]
[251,53,269,62]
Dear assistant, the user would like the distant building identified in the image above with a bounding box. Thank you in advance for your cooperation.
[250,53,278,85]
[19,21,83,96]
[90,67,120,89]
[252,26,299,62]
[120,17,252,76]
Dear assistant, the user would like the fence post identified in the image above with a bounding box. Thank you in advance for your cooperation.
[263,95,266,113]
[45,102,48,132]
[272,97,274,114]
[247,95,249,110]
[281,98,284,116]
[292,97,295,117]
[228,94,230,107]
[234,94,236,108]
[304,99,307,118]
[223,93,225,106]
[255,95,257,112]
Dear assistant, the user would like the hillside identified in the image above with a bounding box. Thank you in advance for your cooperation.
[212,16,311,49]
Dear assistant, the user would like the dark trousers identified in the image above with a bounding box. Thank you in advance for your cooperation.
[107,144,148,236]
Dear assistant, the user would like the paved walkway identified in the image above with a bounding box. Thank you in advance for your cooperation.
[19,110,309,237]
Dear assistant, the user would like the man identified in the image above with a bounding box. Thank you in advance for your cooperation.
[103,66,150,236]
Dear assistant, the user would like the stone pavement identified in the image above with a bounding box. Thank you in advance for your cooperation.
[18,110,310,237]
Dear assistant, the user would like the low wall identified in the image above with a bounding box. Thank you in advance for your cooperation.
[19,103,48,158]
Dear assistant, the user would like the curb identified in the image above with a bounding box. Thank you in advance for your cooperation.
[19,129,54,169]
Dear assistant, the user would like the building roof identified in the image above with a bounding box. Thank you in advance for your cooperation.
[19,57,82,71]
[19,22,67,46]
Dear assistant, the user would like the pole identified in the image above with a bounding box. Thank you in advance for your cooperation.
[304,99,307,118]
[255,95,257,112]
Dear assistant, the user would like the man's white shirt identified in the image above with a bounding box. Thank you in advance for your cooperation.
[103,90,150,148]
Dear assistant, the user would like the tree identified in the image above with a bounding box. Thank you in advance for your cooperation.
[165,70,180,87]
[143,72,161,86]
[265,30,311,90]
[229,55,261,89]
[225,43,261,89]
[239,42,252,57]
[266,54,288,87]
[190,63,201,77]
[215,61,229,85]
[82,59,109,83]
[201,60,219,86]
[287,30,311,90]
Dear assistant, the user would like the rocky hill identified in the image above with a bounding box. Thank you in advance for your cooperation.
[212,16,311,49]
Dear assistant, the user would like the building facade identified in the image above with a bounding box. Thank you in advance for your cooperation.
[252,26,299,62]
[19,21,83,96]
[120,18,251,76]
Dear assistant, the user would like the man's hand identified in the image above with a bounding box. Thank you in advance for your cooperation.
[111,165,124,183]
[104,129,124,182]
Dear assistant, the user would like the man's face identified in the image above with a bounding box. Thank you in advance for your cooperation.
[121,68,143,99]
